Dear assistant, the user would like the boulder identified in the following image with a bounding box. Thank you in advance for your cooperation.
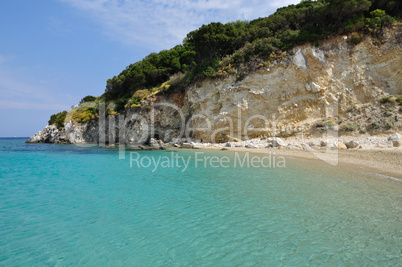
[225,142,234,147]
[320,140,327,147]
[234,143,245,147]
[308,141,317,147]
[337,142,347,150]
[388,133,401,147]
[181,143,193,149]
[272,138,286,148]
[301,143,313,151]
[345,140,359,149]
[149,138,160,148]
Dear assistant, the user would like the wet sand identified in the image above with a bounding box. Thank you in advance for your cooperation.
[200,146,402,180]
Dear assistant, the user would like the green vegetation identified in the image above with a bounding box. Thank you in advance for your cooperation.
[67,105,99,123]
[350,32,363,44]
[104,45,196,100]
[341,122,358,132]
[71,107,98,123]
[49,0,401,126]
[48,111,67,130]
[80,95,97,104]
[103,0,400,104]
[128,89,151,108]
[325,120,336,127]
[396,95,402,105]
[380,97,396,104]
[105,0,402,103]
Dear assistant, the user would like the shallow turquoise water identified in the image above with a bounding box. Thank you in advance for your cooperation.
[0,138,401,266]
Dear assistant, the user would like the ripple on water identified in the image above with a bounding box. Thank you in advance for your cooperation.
[0,140,401,266]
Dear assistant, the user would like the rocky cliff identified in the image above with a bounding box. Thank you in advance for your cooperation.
[27,26,402,145]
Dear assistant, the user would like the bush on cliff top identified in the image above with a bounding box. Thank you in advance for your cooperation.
[48,111,68,130]
[50,0,401,128]
[103,0,400,102]
[79,95,97,104]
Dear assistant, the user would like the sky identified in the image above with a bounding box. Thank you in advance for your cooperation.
[0,0,300,137]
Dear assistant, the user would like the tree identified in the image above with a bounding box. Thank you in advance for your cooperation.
[48,111,68,130]
[80,95,96,104]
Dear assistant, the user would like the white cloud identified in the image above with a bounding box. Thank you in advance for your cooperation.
[269,0,301,8]
[59,0,301,51]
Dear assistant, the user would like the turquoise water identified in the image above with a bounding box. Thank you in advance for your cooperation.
[0,138,401,266]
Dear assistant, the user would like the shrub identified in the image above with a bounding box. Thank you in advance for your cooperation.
[365,9,396,31]
[230,52,244,65]
[350,32,363,44]
[130,89,150,105]
[80,95,97,104]
[341,122,358,132]
[236,72,246,81]
[396,95,402,105]
[325,121,336,127]
[347,104,356,112]
[384,110,393,117]
[380,97,396,104]
[203,66,215,77]
[48,111,68,130]
[252,37,280,57]
[370,120,381,129]
[71,107,98,123]
[133,89,150,100]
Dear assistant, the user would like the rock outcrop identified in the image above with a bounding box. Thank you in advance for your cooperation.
[27,26,402,145]
[388,133,401,147]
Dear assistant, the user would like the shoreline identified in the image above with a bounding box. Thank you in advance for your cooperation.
[25,132,402,180]
[197,146,402,180]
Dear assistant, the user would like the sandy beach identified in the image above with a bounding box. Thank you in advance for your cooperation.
[207,146,402,180]
[176,134,402,180]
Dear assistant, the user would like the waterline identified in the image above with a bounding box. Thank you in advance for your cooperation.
[1,139,401,265]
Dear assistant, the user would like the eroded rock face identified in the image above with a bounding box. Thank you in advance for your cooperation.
[28,26,402,144]
[26,125,60,143]
[186,27,402,142]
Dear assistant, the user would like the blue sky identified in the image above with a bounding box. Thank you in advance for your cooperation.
[0,0,299,137]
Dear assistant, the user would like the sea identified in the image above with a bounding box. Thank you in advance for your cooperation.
[0,137,401,266]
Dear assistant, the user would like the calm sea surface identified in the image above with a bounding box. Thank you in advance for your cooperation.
[0,138,401,266]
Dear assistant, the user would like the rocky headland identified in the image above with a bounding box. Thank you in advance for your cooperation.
[26,26,402,177]
[28,26,402,147]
